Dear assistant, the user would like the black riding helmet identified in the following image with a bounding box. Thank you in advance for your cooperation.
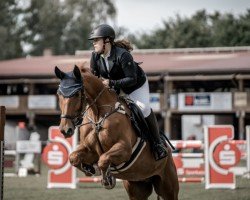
[88,24,115,40]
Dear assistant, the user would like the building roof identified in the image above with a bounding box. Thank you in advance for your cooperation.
[0,47,250,78]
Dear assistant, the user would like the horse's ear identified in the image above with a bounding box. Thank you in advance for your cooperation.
[54,66,65,79]
[73,65,82,81]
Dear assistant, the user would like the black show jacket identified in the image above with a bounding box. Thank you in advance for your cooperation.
[90,46,146,94]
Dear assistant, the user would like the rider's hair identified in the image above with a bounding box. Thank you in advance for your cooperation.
[113,39,133,52]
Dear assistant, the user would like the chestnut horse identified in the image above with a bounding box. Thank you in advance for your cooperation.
[55,65,179,200]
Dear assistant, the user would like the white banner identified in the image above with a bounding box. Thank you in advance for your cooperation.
[28,95,57,109]
[0,96,19,108]
[178,92,232,111]
[16,141,41,153]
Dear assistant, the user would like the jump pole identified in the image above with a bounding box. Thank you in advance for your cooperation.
[246,126,250,179]
[0,106,6,200]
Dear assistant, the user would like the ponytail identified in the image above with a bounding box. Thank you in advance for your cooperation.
[113,39,133,52]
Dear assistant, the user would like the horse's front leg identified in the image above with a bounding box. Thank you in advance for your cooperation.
[98,142,132,189]
[69,144,98,176]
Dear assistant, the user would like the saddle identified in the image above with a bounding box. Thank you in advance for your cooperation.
[121,97,175,150]
[119,97,150,141]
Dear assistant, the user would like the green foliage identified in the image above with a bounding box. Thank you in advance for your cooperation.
[1,3,250,60]
[21,0,70,55]
[132,9,250,49]
[0,0,116,59]
[21,0,116,56]
[0,0,23,60]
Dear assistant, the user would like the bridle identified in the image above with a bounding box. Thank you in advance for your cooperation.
[60,86,106,127]
[59,80,126,156]
[59,78,129,174]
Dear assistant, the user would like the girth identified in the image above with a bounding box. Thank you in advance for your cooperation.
[110,137,146,174]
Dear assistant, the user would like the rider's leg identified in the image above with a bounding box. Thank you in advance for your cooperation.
[145,109,168,160]
[128,79,167,161]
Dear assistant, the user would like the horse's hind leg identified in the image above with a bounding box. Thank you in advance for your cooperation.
[123,180,153,200]
[152,161,179,200]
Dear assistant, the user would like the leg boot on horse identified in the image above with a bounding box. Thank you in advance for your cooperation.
[145,109,168,161]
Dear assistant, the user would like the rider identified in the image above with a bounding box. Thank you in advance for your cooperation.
[88,24,167,161]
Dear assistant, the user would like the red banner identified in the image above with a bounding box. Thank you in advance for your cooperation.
[42,126,77,189]
[204,125,240,189]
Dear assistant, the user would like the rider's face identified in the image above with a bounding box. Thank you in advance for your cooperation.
[92,38,104,53]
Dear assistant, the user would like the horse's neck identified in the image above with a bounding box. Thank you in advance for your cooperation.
[83,73,117,117]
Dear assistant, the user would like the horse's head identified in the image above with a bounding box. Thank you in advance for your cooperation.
[55,65,87,138]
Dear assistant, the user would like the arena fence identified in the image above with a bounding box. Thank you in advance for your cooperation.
[42,125,250,189]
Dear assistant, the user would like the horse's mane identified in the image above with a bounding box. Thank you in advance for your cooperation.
[76,64,104,89]
[76,64,118,100]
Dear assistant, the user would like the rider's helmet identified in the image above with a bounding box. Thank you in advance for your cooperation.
[88,24,115,40]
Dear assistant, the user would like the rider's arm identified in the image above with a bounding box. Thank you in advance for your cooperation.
[109,52,137,89]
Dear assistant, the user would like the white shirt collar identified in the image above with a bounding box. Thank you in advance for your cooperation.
[101,49,111,59]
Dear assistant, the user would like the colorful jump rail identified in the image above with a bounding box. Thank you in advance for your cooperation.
[172,137,248,183]
[42,125,250,189]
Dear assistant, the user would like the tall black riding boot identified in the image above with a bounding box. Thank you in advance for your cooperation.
[145,109,168,161]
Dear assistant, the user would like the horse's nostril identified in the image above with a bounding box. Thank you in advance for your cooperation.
[59,127,74,138]
[67,128,73,136]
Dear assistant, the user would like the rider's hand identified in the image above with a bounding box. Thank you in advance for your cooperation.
[102,79,110,87]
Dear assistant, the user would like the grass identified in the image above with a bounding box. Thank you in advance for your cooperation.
[4,165,250,200]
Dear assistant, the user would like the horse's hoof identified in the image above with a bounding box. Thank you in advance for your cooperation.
[102,175,116,190]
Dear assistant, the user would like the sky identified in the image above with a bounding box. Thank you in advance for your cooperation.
[114,0,250,34]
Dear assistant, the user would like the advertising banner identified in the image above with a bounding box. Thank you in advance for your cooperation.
[204,125,240,189]
[42,126,77,189]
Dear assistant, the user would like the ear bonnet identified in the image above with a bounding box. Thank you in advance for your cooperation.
[58,71,82,98]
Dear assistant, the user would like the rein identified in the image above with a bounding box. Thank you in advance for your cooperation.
[76,87,126,154]
[60,82,126,160]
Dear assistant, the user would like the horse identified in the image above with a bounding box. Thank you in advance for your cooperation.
[55,65,179,200]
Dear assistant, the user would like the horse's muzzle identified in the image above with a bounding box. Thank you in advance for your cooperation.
[60,127,74,138]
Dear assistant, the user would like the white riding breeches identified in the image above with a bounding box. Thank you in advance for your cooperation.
[126,79,151,118]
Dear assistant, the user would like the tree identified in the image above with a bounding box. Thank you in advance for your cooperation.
[22,0,116,56]
[21,0,70,55]
[232,9,250,46]
[63,0,117,54]
[0,0,23,60]
[131,9,250,49]
[210,12,238,46]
